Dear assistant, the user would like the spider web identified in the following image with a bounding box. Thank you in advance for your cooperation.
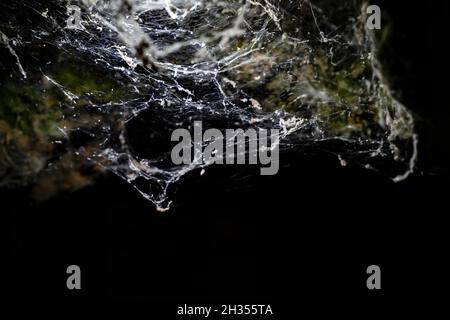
[0,0,417,211]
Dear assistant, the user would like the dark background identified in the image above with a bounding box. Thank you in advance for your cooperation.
[4,0,449,314]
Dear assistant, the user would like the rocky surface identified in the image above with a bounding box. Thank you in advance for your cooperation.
[0,0,417,209]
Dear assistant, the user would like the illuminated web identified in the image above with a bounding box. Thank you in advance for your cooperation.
[0,0,417,211]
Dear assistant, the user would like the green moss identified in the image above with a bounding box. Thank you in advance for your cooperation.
[0,57,129,192]
[311,51,371,104]
[50,61,128,103]
[0,84,61,136]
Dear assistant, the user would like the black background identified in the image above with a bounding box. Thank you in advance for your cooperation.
[4,0,449,315]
